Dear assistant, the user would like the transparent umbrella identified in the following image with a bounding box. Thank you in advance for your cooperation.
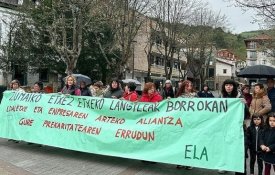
[121,79,141,85]
[64,74,92,85]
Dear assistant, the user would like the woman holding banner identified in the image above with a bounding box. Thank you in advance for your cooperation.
[139,82,162,164]
[103,79,123,99]
[10,79,25,92]
[139,82,162,102]
[218,79,248,175]
[121,82,138,102]
[32,81,44,93]
[175,80,196,170]
[8,79,25,143]
[176,80,197,98]
[61,75,81,96]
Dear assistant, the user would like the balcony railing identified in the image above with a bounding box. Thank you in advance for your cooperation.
[0,0,19,5]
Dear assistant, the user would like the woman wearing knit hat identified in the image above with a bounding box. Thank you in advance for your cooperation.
[161,79,175,99]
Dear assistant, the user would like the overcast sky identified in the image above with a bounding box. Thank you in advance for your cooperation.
[207,0,261,34]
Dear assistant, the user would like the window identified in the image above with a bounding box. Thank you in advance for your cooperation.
[208,68,214,78]
[155,56,164,66]
[155,35,162,45]
[248,42,257,49]
[223,69,227,74]
[174,61,179,69]
[250,51,257,59]
[39,68,49,82]
[150,54,155,65]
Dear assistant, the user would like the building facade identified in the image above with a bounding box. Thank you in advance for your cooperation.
[124,17,187,89]
[0,0,60,91]
[245,33,275,67]
[213,49,237,90]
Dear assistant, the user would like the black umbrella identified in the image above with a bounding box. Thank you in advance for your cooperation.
[237,65,275,78]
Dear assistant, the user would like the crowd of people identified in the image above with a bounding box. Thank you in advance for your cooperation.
[6,75,275,175]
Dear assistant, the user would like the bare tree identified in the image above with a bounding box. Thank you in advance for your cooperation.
[231,0,275,27]
[21,0,100,75]
[0,21,17,86]
[151,0,200,80]
[182,5,226,89]
[97,0,153,78]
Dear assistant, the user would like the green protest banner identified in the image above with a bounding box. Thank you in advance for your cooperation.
[0,91,244,172]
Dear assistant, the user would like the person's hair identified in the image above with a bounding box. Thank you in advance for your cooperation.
[241,84,250,92]
[176,80,195,97]
[221,79,238,97]
[34,81,43,91]
[143,82,155,94]
[253,83,266,96]
[202,84,209,91]
[11,79,20,87]
[266,112,275,128]
[109,79,120,91]
[94,81,103,88]
[250,113,264,127]
[80,81,87,87]
[127,82,136,92]
[65,75,77,85]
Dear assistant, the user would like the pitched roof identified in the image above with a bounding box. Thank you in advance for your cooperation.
[244,33,273,41]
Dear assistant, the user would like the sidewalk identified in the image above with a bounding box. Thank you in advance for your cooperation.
[0,138,236,175]
[0,159,32,175]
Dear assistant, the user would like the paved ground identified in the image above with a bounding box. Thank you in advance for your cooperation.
[0,138,240,175]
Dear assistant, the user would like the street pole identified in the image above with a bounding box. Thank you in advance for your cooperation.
[132,47,135,79]
[132,40,137,79]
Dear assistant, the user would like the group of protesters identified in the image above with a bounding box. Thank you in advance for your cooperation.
[7,75,275,175]
[215,78,275,175]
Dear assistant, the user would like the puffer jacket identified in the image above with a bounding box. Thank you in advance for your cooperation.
[122,91,138,102]
[140,92,162,102]
[249,91,271,117]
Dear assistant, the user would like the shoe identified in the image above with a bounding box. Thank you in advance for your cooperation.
[185,166,193,170]
[176,165,184,169]
[218,170,226,174]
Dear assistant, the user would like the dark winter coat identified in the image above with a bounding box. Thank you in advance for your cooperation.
[161,87,175,99]
[197,90,214,98]
[80,87,92,96]
[247,126,264,152]
[268,87,275,112]
[103,88,123,99]
[259,127,275,164]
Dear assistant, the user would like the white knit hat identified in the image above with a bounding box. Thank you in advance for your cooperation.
[165,80,172,84]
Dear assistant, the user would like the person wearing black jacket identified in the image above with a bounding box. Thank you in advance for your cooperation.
[247,114,264,175]
[197,84,214,98]
[259,113,275,175]
[161,80,175,99]
[79,81,92,96]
